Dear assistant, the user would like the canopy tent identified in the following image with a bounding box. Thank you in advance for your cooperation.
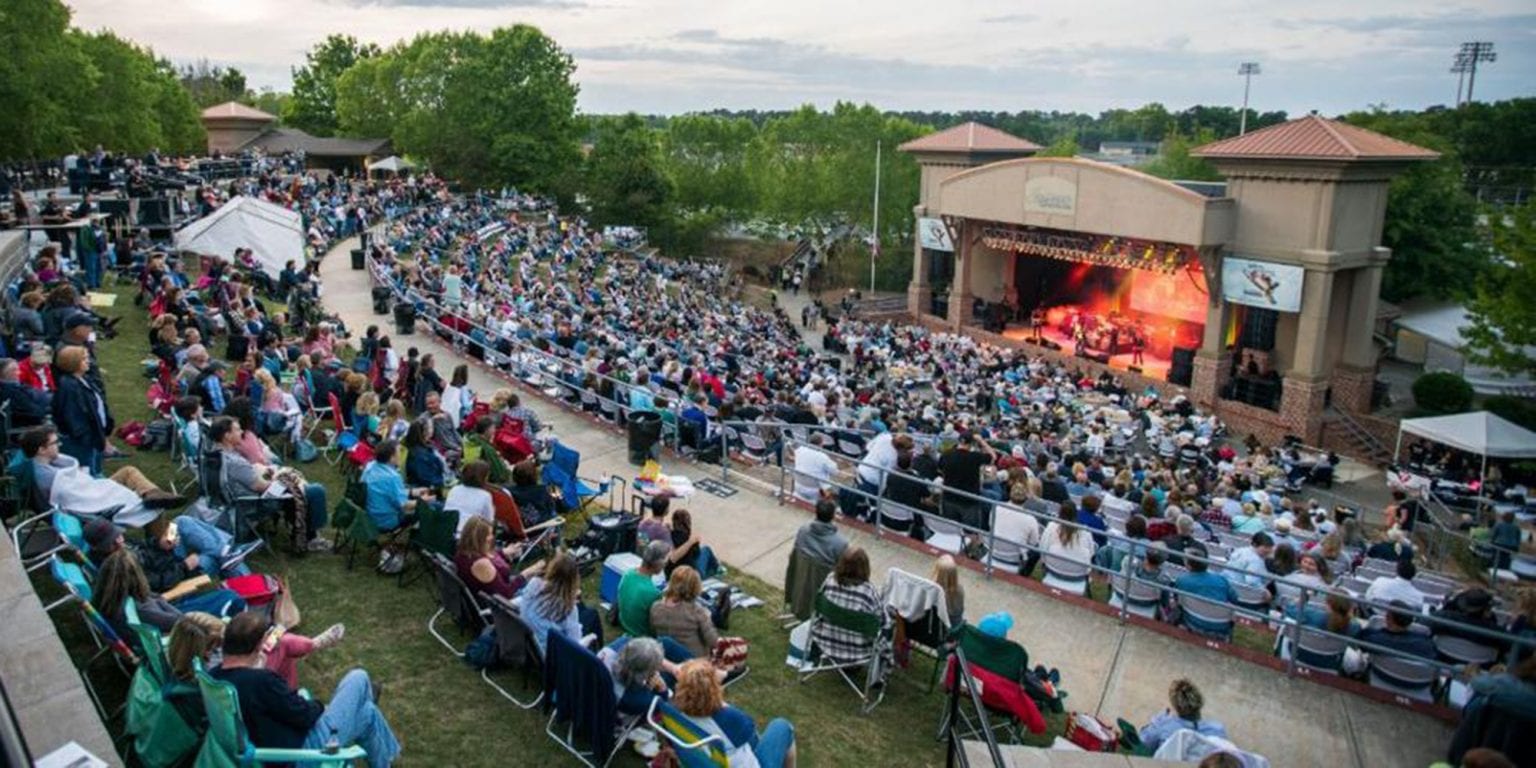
[367,155,414,174]
[1393,300,1536,395]
[1395,411,1536,504]
[1397,411,1536,459]
[174,195,304,279]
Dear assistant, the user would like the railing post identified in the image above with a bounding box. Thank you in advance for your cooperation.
[1284,588,1305,677]
[719,429,729,484]
[777,442,787,504]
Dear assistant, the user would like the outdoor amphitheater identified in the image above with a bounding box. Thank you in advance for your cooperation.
[1,4,1533,768]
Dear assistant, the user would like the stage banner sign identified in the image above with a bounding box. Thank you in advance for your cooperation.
[1024,176,1077,216]
[1222,256,1304,312]
[918,217,953,252]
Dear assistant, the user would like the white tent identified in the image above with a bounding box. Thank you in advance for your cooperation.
[1396,411,1536,494]
[174,196,304,278]
[367,155,414,174]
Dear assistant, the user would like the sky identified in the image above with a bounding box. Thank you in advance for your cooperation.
[65,0,1536,117]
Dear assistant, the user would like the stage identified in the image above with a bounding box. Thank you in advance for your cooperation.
[999,321,1173,381]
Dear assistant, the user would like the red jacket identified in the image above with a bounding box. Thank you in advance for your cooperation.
[18,359,54,392]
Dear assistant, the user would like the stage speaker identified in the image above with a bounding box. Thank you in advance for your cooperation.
[138,198,172,226]
[1239,308,1278,351]
[1171,347,1197,369]
[1082,349,1111,364]
[97,199,132,221]
[1127,365,1143,375]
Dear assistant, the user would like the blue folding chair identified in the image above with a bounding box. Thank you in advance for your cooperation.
[544,441,622,514]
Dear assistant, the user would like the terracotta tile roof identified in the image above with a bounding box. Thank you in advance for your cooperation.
[200,101,277,122]
[898,122,1042,154]
[239,127,391,157]
[1192,114,1438,161]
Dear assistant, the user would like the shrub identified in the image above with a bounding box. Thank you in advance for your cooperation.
[1412,371,1474,415]
[1484,395,1536,431]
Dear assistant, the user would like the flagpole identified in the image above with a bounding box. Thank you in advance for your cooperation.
[871,140,881,293]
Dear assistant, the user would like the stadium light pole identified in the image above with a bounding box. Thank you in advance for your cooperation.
[1238,62,1261,135]
[870,140,881,293]
[1457,42,1496,105]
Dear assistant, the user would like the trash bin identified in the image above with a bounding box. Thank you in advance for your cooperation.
[371,286,392,315]
[625,410,662,466]
[393,302,416,335]
[350,248,365,270]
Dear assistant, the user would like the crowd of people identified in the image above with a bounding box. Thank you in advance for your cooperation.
[8,152,1531,768]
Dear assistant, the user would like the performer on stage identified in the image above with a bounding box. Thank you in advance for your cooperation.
[1030,304,1045,343]
[1072,314,1087,357]
[1130,325,1146,366]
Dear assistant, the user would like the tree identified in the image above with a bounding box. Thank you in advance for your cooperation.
[287,34,379,137]
[1140,130,1221,181]
[73,31,167,152]
[583,114,674,236]
[1463,201,1536,376]
[179,59,250,107]
[0,0,94,160]
[1343,109,1485,303]
[1038,135,1079,157]
[335,26,580,192]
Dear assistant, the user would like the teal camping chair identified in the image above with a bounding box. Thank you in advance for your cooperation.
[193,660,367,767]
[645,697,729,768]
[124,598,203,767]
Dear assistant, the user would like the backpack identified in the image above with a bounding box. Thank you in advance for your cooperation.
[463,627,500,670]
[141,419,174,452]
[294,437,320,463]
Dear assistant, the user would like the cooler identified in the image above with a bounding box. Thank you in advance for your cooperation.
[600,552,642,605]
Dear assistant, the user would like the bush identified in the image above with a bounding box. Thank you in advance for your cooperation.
[1484,395,1536,431]
[1412,371,1474,415]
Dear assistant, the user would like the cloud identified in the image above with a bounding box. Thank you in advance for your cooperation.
[1273,10,1536,35]
[329,0,582,7]
[980,13,1038,24]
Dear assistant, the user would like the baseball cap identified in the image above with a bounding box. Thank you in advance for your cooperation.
[83,517,122,553]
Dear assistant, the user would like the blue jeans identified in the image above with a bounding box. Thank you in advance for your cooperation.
[173,516,248,577]
[303,669,400,768]
[303,483,329,538]
[171,588,246,619]
[755,719,795,768]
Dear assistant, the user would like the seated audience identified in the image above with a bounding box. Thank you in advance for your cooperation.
[209,417,329,552]
[1364,559,1426,611]
[1137,678,1228,753]
[445,460,495,536]
[931,554,966,627]
[22,425,183,512]
[793,498,849,569]
[209,611,400,768]
[673,659,797,768]
[0,357,49,427]
[515,552,601,656]
[811,547,888,663]
[1356,604,1437,661]
[650,565,734,661]
[453,517,542,601]
[93,548,245,638]
[619,540,671,638]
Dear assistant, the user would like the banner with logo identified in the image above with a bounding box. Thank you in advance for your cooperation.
[918,217,953,252]
[1221,256,1304,313]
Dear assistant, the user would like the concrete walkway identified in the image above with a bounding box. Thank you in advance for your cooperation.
[318,239,1452,768]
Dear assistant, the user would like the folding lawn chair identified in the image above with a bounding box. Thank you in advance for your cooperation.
[123,598,204,767]
[937,623,1050,744]
[545,440,622,515]
[425,552,491,655]
[481,594,545,709]
[194,660,366,767]
[799,592,890,714]
[542,630,641,768]
[645,697,730,768]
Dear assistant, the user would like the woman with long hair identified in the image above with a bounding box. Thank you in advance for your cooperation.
[403,416,447,489]
[930,554,966,628]
[94,548,245,638]
[440,364,473,424]
[811,547,887,664]
[453,517,542,601]
[514,552,600,656]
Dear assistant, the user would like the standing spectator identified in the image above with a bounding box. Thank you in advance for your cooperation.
[52,345,111,475]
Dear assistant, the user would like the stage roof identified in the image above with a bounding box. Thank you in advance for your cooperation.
[201,101,276,122]
[899,122,1042,154]
[1192,115,1439,162]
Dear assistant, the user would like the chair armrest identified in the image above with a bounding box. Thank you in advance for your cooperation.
[252,745,368,763]
[523,516,565,535]
[645,697,725,750]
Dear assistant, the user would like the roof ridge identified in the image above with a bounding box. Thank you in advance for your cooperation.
[1309,115,1359,157]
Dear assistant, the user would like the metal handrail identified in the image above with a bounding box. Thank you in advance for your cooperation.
[944,643,1006,768]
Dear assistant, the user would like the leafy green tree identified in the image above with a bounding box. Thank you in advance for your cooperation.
[336,26,579,192]
[73,31,167,152]
[0,0,93,159]
[1343,109,1484,303]
[179,60,250,107]
[661,114,757,214]
[1038,135,1079,157]
[1140,130,1221,181]
[288,35,379,137]
[583,113,673,231]
[1464,202,1536,376]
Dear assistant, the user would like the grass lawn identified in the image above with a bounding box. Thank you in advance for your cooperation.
[40,280,1040,767]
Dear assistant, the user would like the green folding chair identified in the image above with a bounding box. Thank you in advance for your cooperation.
[193,660,366,767]
[124,598,203,767]
[799,591,888,714]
